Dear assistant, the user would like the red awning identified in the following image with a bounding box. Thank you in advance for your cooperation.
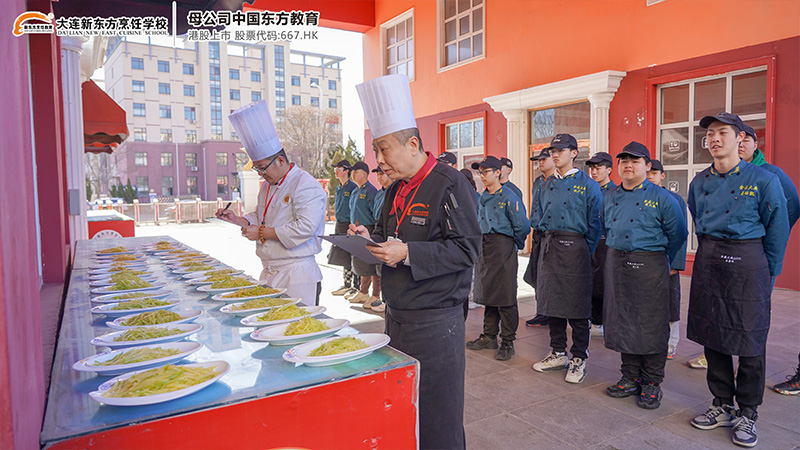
[82,79,128,153]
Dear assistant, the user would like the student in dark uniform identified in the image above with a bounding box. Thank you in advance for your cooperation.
[466,156,530,360]
[687,112,789,448]
[600,142,687,410]
[531,134,603,384]
[524,148,555,327]
[347,161,381,308]
[438,151,458,168]
[329,160,359,297]
[460,167,482,316]
[647,159,688,360]
[365,167,393,313]
[499,157,524,201]
[585,152,616,338]
[353,74,481,450]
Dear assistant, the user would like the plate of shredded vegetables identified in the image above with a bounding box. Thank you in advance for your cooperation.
[90,298,182,317]
[89,360,229,406]
[167,258,218,270]
[107,309,203,329]
[89,260,149,271]
[282,334,390,367]
[182,268,243,280]
[141,241,185,252]
[73,342,203,376]
[251,318,350,346]
[91,323,203,349]
[94,246,137,256]
[240,305,325,327]
[186,272,248,285]
[88,273,159,287]
[211,286,287,302]
[90,280,166,295]
[91,290,174,304]
[160,252,208,261]
[196,277,265,293]
[219,297,300,316]
[88,268,153,281]
[94,253,147,263]
[170,262,224,274]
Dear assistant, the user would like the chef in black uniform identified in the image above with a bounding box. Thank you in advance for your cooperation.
[585,151,616,338]
[351,74,481,450]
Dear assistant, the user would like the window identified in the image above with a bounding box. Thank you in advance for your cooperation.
[184,85,195,96]
[160,129,172,142]
[234,153,249,171]
[159,105,171,119]
[131,57,143,70]
[186,176,198,195]
[229,69,240,80]
[292,95,301,105]
[231,131,238,140]
[162,176,174,196]
[252,91,261,102]
[328,98,337,108]
[384,11,415,78]
[185,130,197,143]
[157,60,169,72]
[217,176,228,194]
[134,127,146,141]
[185,153,197,166]
[441,0,483,68]
[291,76,300,86]
[328,80,337,90]
[132,80,144,92]
[528,102,591,169]
[158,82,170,95]
[445,117,485,170]
[251,71,261,82]
[310,97,319,107]
[310,77,319,87]
[134,152,148,166]
[184,107,196,122]
[183,63,194,75]
[216,153,228,166]
[230,89,240,100]
[133,103,146,117]
[136,176,149,193]
[161,152,173,166]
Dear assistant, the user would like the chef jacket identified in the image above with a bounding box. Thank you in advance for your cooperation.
[334,179,357,222]
[529,174,547,228]
[373,187,387,223]
[349,181,378,227]
[478,187,530,249]
[534,169,603,253]
[688,160,790,276]
[501,180,524,203]
[663,187,688,271]
[761,164,799,229]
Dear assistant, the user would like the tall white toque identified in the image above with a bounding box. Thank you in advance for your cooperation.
[228,100,282,161]
[356,74,417,140]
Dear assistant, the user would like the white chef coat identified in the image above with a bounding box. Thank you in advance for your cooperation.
[244,165,326,305]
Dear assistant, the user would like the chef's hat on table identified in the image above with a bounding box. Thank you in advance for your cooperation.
[228,100,282,161]
[356,74,417,140]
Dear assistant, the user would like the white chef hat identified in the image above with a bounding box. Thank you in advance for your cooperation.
[228,100,282,161]
[356,74,417,140]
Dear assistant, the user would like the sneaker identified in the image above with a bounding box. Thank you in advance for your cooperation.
[331,286,350,296]
[495,341,515,361]
[637,383,663,409]
[687,355,708,369]
[466,334,498,350]
[344,288,362,299]
[691,404,736,430]
[773,364,800,395]
[606,376,640,398]
[667,345,677,360]
[732,409,758,448]
[525,314,548,327]
[348,292,370,303]
[362,296,380,310]
[468,300,481,309]
[590,324,604,337]
[371,301,386,312]
[564,357,587,383]
[532,351,568,372]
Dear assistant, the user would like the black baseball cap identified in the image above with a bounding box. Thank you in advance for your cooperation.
[545,134,578,151]
[585,152,613,167]
[437,152,457,165]
[699,112,745,133]
[371,166,384,173]
[471,156,502,170]
[617,141,651,161]
[649,159,664,172]
[352,161,369,173]
[741,123,757,141]
[334,160,351,169]
[500,157,513,169]
[530,148,551,161]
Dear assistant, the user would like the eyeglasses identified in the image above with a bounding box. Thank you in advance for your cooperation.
[479,169,497,175]
[251,156,278,174]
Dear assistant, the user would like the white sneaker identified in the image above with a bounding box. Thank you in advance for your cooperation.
[468,300,481,309]
[344,289,360,300]
[565,357,587,383]
[532,351,568,372]
[348,292,370,303]
[590,324,604,337]
[331,286,350,296]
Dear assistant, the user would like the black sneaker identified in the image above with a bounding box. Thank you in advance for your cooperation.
[774,364,800,395]
[466,334,498,350]
[495,341,515,361]
[732,408,758,448]
[606,376,640,398]
[525,314,548,327]
[637,382,663,409]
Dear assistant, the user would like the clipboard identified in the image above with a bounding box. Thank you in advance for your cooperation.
[319,234,383,265]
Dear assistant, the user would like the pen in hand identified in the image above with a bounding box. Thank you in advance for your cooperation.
[216,202,232,220]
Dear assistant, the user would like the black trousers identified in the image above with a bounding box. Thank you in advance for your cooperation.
[483,305,519,343]
[591,238,608,325]
[621,352,668,384]
[548,317,589,359]
[705,346,766,410]
[314,281,321,306]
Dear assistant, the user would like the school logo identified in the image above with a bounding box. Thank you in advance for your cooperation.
[626,261,645,269]
[644,199,658,208]
[12,12,54,36]
[498,201,506,210]
[721,254,742,264]
[283,194,290,204]
[739,185,758,197]
[572,184,586,195]
[408,202,429,217]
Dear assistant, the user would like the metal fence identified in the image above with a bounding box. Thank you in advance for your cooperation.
[110,198,243,225]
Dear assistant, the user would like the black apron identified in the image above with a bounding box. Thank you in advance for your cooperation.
[385,305,466,450]
[522,230,544,288]
[603,248,670,354]
[351,224,378,276]
[687,236,771,357]
[591,237,608,300]
[477,234,517,307]
[669,272,681,322]
[326,220,352,267]
[536,230,592,319]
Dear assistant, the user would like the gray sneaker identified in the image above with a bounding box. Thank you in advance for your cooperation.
[732,409,758,448]
[564,357,587,384]
[691,404,736,430]
[532,351,568,372]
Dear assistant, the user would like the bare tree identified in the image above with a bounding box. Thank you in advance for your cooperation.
[84,147,126,200]
[275,105,342,177]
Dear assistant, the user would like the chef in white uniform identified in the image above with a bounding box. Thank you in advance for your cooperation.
[217,100,327,305]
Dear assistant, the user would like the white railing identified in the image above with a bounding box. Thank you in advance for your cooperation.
[110,198,243,225]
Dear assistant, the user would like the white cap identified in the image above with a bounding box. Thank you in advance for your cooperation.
[228,100,282,161]
[356,74,417,140]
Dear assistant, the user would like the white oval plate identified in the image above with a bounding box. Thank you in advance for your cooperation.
[251,318,350,346]
[89,260,150,271]
[90,298,183,317]
[91,282,167,295]
[283,333,391,367]
[183,269,243,280]
[91,290,174,304]
[160,252,208,261]
[185,273,247,286]
[88,274,159,287]
[94,248,137,256]
[88,360,229,406]
[94,252,146,261]
[196,278,266,294]
[219,297,301,316]
[240,306,326,328]
[72,341,203,376]
[211,287,287,303]
[88,270,154,281]
[170,263,225,275]
[142,242,185,251]
[167,258,218,270]
[106,309,203,330]
[91,323,203,349]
